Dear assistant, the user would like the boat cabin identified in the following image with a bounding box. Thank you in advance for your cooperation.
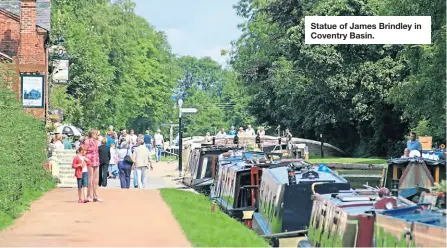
[382,157,446,194]
[182,145,231,193]
[375,206,446,247]
[211,151,274,223]
[302,190,399,247]
[252,163,351,240]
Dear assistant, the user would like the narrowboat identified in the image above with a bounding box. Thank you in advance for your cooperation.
[374,205,446,247]
[182,145,231,193]
[300,188,400,247]
[299,187,446,247]
[211,150,278,225]
[381,157,446,194]
[252,163,351,245]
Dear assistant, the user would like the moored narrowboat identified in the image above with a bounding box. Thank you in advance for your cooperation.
[211,150,277,225]
[300,188,400,247]
[182,145,231,193]
[252,163,350,245]
[374,206,446,247]
[381,157,446,194]
[299,187,446,247]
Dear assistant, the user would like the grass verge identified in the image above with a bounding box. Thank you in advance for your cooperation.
[307,157,386,164]
[160,188,269,247]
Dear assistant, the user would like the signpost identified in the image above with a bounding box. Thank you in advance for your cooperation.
[181,108,198,114]
[177,99,198,177]
[51,149,77,188]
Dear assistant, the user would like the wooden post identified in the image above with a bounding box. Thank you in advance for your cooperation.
[393,166,398,179]
[435,166,440,183]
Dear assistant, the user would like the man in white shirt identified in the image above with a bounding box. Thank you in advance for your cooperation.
[129,129,138,148]
[258,127,265,136]
[216,128,226,138]
[154,129,164,162]
[53,134,64,149]
[132,140,152,189]
[245,125,256,136]
[119,129,130,147]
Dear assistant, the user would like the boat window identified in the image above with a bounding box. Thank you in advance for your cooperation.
[339,196,371,202]
[200,156,214,179]
[204,156,214,178]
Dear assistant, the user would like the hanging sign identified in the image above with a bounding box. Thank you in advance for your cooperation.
[52,60,69,83]
[21,74,44,108]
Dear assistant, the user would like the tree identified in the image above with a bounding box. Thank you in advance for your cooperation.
[176,56,255,136]
[231,0,412,156]
[370,0,446,144]
[50,0,180,131]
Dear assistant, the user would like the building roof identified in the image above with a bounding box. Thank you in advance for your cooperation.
[0,0,51,31]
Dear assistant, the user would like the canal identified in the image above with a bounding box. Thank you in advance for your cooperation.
[333,169,382,189]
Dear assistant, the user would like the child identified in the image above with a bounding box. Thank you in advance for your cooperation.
[72,146,88,203]
[108,142,119,179]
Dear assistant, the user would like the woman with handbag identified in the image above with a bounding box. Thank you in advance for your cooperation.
[117,141,133,188]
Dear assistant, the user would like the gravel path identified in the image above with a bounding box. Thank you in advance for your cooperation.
[0,161,191,247]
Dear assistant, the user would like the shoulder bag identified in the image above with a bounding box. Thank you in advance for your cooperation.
[124,146,133,165]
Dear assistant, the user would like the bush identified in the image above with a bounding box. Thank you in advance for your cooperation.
[0,70,55,230]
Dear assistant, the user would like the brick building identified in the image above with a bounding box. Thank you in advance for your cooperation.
[0,0,50,121]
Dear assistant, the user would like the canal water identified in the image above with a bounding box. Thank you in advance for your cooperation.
[333,169,382,189]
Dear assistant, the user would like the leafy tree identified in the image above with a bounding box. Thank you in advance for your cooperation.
[50,0,180,132]
[176,56,256,136]
[370,0,446,144]
[231,0,413,156]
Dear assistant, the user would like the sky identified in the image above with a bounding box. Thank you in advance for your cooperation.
[132,0,244,65]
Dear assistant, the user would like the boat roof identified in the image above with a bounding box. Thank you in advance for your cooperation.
[381,206,446,228]
[218,151,270,171]
[267,163,348,185]
[316,191,378,214]
[387,157,446,166]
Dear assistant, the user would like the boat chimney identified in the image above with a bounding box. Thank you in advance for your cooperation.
[287,167,297,185]
[391,179,399,196]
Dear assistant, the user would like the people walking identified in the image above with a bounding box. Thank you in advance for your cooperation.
[143,130,152,152]
[85,129,102,202]
[108,125,118,141]
[117,142,132,188]
[154,129,164,162]
[53,134,64,149]
[228,126,237,136]
[98,138,110,187]
[72,146,88,203]
[119,129,130,146]
[258,127,265,136]
[216,128,226,138]
[132,140,153,189]
[108,142,119,179]
[63,134,72,149]
[245,125,255,136]
[238,127,246,136]
[129,129,138,148]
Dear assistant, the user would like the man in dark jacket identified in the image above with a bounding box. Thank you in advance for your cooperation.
[98,138,111,187]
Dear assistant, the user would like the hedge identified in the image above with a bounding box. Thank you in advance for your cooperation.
[0,67,56,230]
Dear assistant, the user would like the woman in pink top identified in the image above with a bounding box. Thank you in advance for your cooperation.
[85,129,102,202]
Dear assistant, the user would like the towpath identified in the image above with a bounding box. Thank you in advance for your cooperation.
[0,161,191,247]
